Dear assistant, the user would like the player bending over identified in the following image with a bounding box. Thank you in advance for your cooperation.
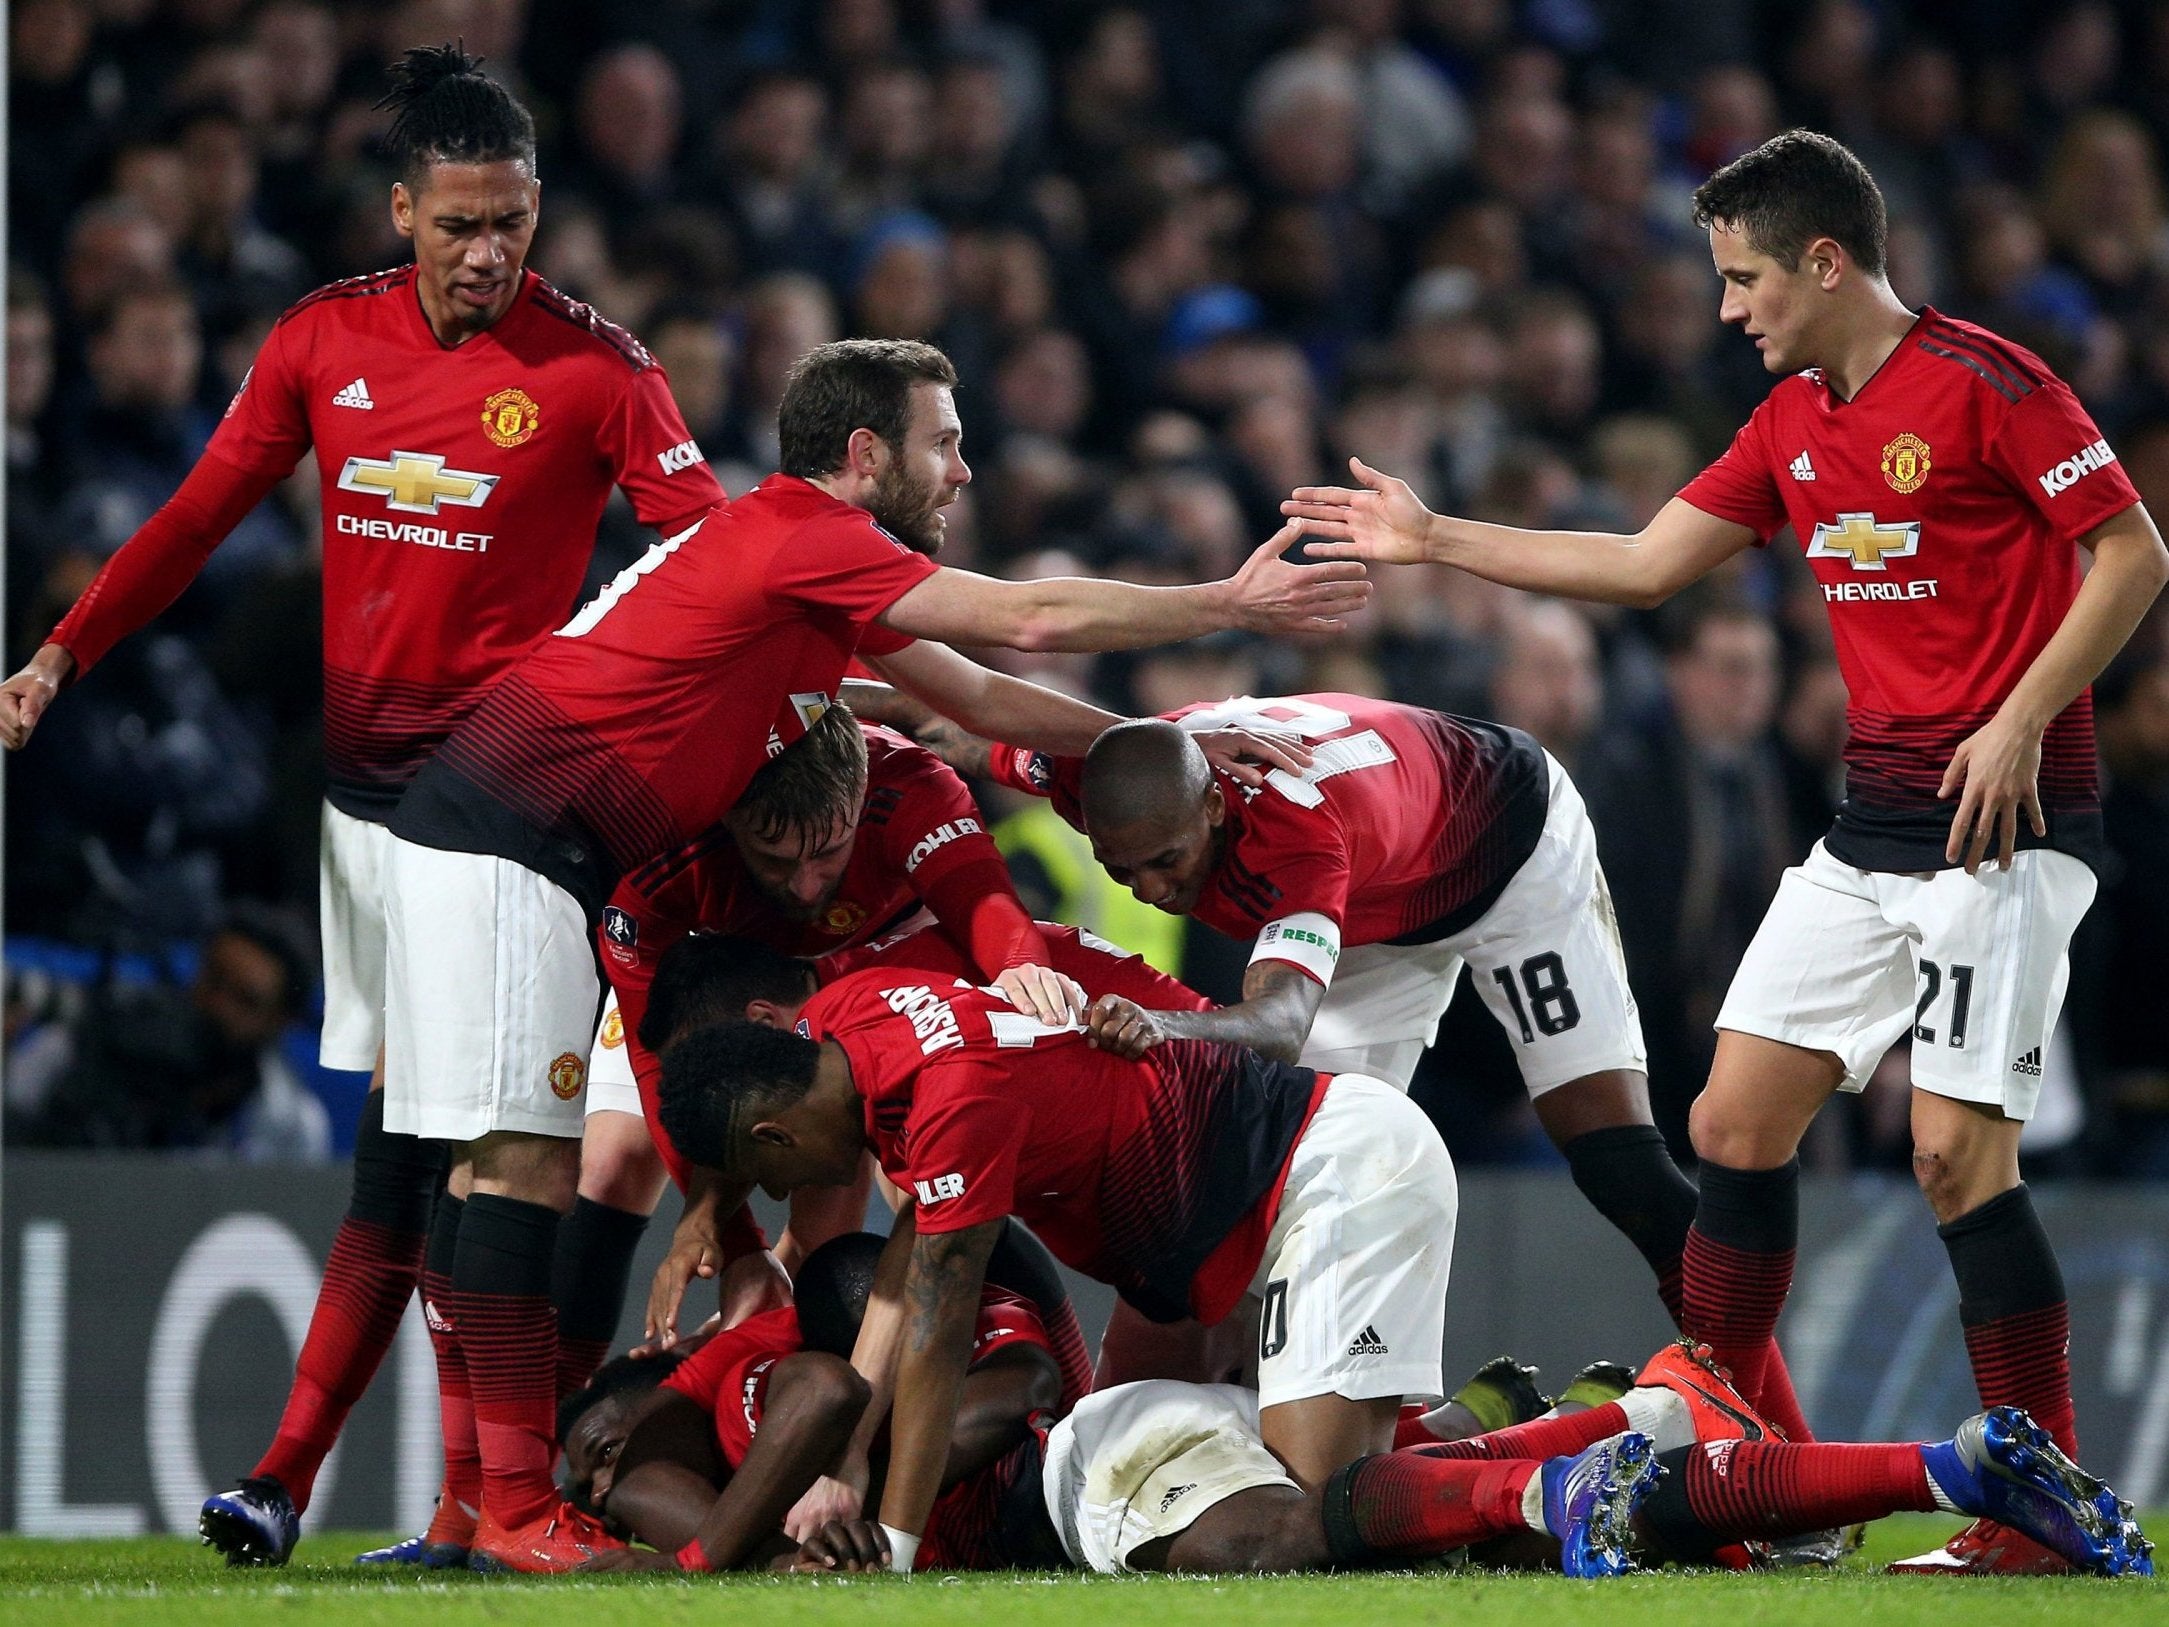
[655,948,1456,1571]
[936,694,1736,1396]
[1285,129,2168,1572]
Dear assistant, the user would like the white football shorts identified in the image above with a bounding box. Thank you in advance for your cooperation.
[1299,753,1646,1095]
[1043,1381,1297,1574]
[1244,1073,1456,1409]
[318,801,391,1072]
[1716,839,2097,1118]
[585,988,642,1119]
[381,837,601,1141]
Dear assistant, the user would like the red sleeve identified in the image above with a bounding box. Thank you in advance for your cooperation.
[772,513,940,622]
[1677,396,1788,543]
[49,449,288,674]
[855,623,916,658]
[899,1061,1028,1235]
[599,363,726,531]
[1984,380,2143,543]
[968,1292,1051,1366]
[880,752,1051,975]
[985,746,1086,825]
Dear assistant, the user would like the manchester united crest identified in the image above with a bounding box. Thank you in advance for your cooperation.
[821,900,867,937]
[482,386,541,448]
[600,1008,625,1050]
[547,1051,586,1100]
[1881,432,1930,494]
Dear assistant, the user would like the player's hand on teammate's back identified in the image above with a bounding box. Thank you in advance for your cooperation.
[1282,457,1439,565]
[995,963,1086,1026]
[786,1519,892,1572]
[785,1467,868,1543]
[1940,710,2048,874]
[1086,993,1168,1059]
[1190,723,1312,788]
[1225,522,1371,634]
[716,1247,793,1330]
[0,644,74,750]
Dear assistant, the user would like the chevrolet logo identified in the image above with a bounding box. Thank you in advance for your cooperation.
[1807,511,1920,571]
[337,450,499,515]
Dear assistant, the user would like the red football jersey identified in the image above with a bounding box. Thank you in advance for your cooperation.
[800,969,1326,1324]
[1679,308,2136,871]
[51,265,723,819]
[818,920,1214,1012]
[659,1292,1051,1472]
[990,694,1549,985]
[601,726,1046,1180]
[389,474,938,912]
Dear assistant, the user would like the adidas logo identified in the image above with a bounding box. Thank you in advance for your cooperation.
[2011,1046,2042,1077]
[423,1297,454,1335]
[1789,451,1816,481]
[1347,1325,1390,1358]
[1158,1483,1196,1512]
[332,377,374,410]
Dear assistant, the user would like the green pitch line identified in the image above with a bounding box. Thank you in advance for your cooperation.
[0,1515,2157,1627]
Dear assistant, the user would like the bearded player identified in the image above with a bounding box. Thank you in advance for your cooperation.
[1285,129,2169,1573]
[0,46,727,1567]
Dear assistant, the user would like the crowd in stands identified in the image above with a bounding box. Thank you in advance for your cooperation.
[8,0,2169,1173]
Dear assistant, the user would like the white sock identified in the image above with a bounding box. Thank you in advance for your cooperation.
[1520,1467,1549,1532]
[1619,1387,1695,1453]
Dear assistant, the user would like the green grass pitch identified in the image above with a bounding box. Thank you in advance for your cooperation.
[0,1515,2158,1626]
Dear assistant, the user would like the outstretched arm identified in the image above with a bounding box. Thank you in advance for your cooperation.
[870,1217,1005,1568]
[1088,959,1326,1063]
[1283,458,1754,610]
[1939,502,2169,873]
[865,641,1122,753]
[879,525,1368,652]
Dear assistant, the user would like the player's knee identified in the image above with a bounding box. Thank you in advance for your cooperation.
[1909,1141,2017,1224]
[1687,1087,1786,1167]
[576,1116,666,1211]
[468,1130,580,1212]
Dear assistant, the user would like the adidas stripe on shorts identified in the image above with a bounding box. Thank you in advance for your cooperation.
[1715,839,2096,1119]
[1243,1074,1457,1409]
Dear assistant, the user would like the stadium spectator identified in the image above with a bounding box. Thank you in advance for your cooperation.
[11,0,2169,1189]
[6,902,328,1159]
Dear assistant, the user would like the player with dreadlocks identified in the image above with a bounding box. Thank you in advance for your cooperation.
[0,42,725,1567]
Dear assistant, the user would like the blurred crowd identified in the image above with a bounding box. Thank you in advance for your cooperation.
[8,0,2169,1173]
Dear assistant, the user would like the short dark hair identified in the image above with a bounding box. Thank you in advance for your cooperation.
[640,935,819,1054]
[556,1350,685,1506]
[1080,718,1211,833]
[791,1231,890,1357]
[376,42,537,191]
[731,704,869,846]
[776,338,958,479]
[656,1021,822,1172]
[1691,129,1886,277]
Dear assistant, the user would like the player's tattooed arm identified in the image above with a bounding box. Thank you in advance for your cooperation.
[1088,959,1325,1063]
[876,1217,1005,1557]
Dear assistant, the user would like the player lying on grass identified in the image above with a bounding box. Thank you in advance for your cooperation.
[655,947,1458,1568]
[559,1232,1073,1573]
[577,1233,2152,1578]
[898,694,1745,1401]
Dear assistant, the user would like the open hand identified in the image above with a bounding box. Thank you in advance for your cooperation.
[1224,523,1370,636]
[1281,458,1437,565]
